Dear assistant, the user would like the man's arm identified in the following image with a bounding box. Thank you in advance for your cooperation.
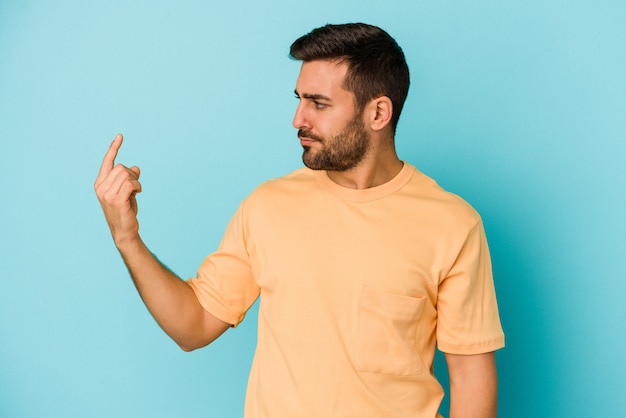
[444,351,498,418]
[94,134,230,351]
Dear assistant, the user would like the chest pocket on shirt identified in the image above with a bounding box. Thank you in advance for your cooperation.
[354,287,426,376]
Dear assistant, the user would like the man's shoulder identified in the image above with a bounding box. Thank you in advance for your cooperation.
[404,166,483,227]
[247,166,317,200]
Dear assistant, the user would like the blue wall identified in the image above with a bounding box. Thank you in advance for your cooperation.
[1,1,624,416]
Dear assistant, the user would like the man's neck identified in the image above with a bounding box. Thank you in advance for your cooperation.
[326,150,403,189]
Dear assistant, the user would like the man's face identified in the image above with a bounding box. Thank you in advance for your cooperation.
[293,60,371,171]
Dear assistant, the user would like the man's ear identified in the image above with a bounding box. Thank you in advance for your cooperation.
[366,96,393,131]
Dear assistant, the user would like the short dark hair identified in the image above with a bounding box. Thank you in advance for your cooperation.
[289,23,410,133]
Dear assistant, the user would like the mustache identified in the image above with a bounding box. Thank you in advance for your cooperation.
[298,129,324,143]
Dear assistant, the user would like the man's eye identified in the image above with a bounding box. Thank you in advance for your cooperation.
[314,101,327,109]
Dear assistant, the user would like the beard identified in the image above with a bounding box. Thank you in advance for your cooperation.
[299,114,371,171]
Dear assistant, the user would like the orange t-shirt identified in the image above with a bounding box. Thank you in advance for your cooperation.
[187,163,504,417]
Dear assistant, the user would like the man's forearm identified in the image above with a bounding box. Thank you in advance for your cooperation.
[117,236,228,351]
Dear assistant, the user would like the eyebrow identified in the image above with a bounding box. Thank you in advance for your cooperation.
[294,90,332,101]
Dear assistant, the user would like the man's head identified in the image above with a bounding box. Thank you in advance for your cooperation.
[290,23,410,134]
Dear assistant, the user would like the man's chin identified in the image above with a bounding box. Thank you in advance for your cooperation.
[302,150,324,170]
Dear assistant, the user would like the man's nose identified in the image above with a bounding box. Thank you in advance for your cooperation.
[292,103,308,129]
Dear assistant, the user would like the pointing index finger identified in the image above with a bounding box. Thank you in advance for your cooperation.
[96,134,123,183]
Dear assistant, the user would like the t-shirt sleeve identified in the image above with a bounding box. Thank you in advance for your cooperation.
[186,201,260,327]
[436,220,505,354]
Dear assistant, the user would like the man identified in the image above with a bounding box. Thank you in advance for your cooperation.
[95,23,504,418]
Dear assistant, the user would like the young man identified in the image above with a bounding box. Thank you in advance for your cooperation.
[95,23,504,418]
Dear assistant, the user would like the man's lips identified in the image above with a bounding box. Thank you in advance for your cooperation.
[299,137,319,146]
[298,129,322,146]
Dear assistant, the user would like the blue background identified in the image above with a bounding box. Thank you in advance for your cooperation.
[1,1,625,416]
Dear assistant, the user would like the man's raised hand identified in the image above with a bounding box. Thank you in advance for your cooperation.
[95,134,143,246]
